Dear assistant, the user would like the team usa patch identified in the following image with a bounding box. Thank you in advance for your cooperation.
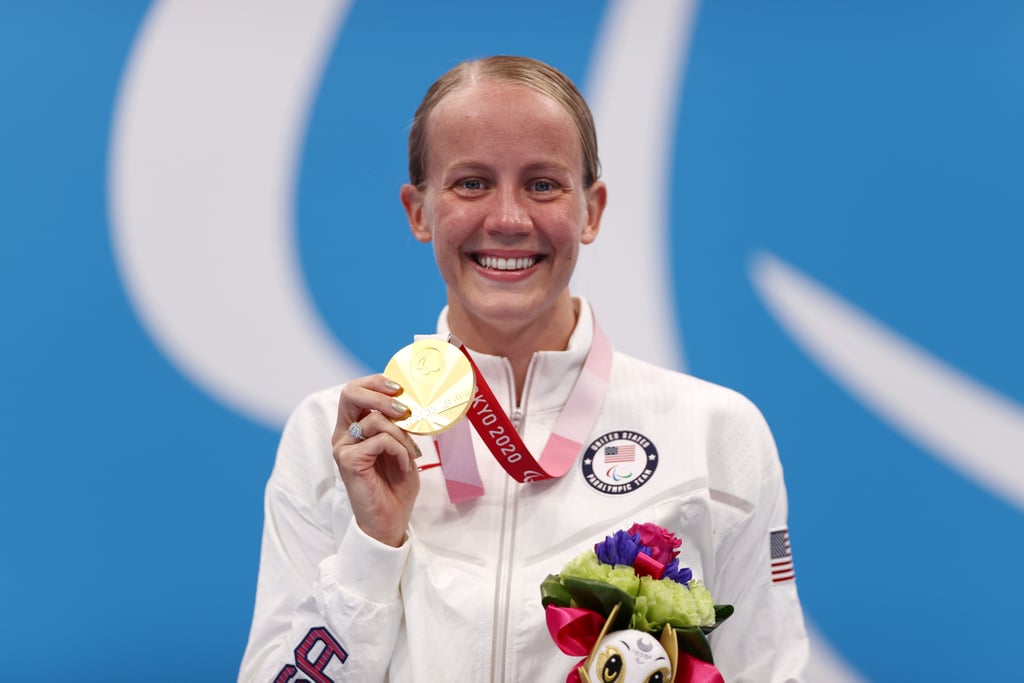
[581,431,658,495]
[770,528,796,584]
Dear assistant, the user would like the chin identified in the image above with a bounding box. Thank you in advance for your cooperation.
[463,294,555,329]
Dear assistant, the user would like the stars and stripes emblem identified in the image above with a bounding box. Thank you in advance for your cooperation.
[583,432,658,495]
[770,528,795,584]
[603,444,636,463]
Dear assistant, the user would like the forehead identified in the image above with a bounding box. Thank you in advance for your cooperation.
[423,81,583,170]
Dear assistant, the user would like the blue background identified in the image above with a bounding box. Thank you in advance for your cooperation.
[2,1,1021,680]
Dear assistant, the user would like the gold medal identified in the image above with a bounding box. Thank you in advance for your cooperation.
[383,339,476,435]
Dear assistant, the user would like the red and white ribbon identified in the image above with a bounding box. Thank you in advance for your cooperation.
[436,316,613,502]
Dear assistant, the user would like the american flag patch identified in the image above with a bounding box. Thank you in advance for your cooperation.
[603,445,636,463]
[770,528,795,584]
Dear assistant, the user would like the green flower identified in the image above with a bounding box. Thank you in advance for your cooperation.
[560,550,641,596]
[686,580,717,627]
[631,577,717,631]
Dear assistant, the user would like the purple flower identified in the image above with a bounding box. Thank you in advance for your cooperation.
[595,530,649,566]
[661,558,694,585]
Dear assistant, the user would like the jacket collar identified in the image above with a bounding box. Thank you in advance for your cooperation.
[434,298,596,417]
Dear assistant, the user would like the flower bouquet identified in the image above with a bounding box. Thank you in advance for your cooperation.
[540,523,733,683]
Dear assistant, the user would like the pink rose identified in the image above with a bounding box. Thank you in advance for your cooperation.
[628,523,681,564]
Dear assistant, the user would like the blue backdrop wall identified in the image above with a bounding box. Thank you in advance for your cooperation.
[2,1,1022,681]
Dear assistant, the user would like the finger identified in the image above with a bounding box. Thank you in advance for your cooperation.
[357,411,423,462]
[353,373,404,397]
[334,377,411,441]
[348,378,409,417]
[336,424,416,475]
[338,411,421,466]
[345,420,369,443]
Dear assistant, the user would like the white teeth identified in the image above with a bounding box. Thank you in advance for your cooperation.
[476,255,537,271]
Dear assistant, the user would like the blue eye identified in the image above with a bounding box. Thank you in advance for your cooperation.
[530,180,554,192]
[460,179,484,191]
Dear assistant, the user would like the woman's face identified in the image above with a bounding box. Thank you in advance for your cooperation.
[402,80,606,337]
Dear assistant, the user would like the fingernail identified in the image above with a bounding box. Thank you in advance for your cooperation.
[384,379,401,392]
[391,400,410,416]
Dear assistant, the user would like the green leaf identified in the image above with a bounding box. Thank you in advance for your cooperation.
[560,576,635,631]
[708,603,734,632]
[674,625,715,664]
[671,604,734,664]
[540,574,573,608]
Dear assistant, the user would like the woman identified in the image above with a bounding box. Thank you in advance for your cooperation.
[240,56,809,682]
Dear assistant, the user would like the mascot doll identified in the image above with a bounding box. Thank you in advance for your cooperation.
[541,524,733,683]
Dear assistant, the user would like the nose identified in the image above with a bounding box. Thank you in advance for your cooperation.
[484,185,532,236]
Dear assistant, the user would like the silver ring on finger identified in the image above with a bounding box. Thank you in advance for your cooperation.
[348,421,367,441]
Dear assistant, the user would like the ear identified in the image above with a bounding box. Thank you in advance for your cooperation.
[580,180,607,245]
[581,602,621,677]
[659,623,678,683]
[401,183,432,243]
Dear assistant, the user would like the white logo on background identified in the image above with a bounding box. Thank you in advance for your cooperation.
[108,0,360,428]
[750,252,1024,513]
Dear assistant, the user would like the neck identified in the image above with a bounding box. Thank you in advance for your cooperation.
[447,296,579,402]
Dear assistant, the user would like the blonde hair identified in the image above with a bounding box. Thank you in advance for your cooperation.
[407,55,601,189]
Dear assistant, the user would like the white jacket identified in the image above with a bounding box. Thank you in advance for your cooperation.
[239,301,809,682]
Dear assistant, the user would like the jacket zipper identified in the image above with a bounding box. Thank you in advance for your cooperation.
[490,362,528,681]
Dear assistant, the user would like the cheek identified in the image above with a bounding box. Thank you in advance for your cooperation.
[432,235,456,268]
[431,230,467,279]
[434,227,464,255]
[555,221,585,258]
[432,202,480,241]
[550,202,592,245]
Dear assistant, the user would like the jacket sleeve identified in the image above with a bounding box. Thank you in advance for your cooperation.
[706,396,810,683]
[238,390,410,683]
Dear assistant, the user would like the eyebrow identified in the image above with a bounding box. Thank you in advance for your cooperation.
[442,160,575,176]
[521,161,573,174]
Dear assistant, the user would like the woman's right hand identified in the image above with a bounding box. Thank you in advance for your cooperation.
[331,375,422,547]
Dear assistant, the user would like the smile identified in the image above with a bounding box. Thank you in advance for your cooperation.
[473,255,539,271]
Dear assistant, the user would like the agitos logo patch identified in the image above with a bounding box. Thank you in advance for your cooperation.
[581,431,658,494]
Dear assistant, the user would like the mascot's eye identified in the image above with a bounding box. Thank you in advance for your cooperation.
[601,653,623,682]
[645,668,671,683]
